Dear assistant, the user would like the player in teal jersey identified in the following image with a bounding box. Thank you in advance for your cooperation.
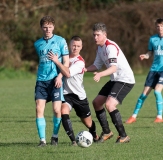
[126,18,163,124]
[34,16,69,146]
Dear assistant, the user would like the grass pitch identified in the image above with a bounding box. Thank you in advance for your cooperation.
[0,74,163,160]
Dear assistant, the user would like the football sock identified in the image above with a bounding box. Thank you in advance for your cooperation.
[88,120,97,138]
[62,114,76,142]
[52,116,61,137]
[95,108,111,134]
[36,117,46,141]
[132,94,147,117]
[110,109,127,137]
[154,91,163,118]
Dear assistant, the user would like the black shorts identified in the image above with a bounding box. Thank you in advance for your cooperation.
[63,94,91,118]
[145,71,163,88]
[98,81,134,104]
[35,78,64,102]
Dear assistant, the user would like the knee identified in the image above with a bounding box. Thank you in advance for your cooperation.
[61,104,70,115]
[154,91,162,100]
[105,101,117,112]
[92,99,99,108]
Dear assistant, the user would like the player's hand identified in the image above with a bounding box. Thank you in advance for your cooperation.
[93,72,101,82]
[84,68,87,72]
[54,76,62,88]
[48,51,58,63]
[139,54,147,60]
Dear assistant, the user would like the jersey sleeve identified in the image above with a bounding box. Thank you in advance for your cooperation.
[60,38,69,56]
[106,45,118,66]
[69,61,85,77]
[148,37,153,51]
[93,51,104,70]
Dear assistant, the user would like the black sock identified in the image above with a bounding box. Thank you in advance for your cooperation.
[109,109,127,137]
[95,108,111,134]
[62,114,75,142]
[88,120,96,138]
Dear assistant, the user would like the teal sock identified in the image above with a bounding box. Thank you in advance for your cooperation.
[154,91,163,117]
[53,116,61,137]
[133,94,147,115]
[36,117,46,141]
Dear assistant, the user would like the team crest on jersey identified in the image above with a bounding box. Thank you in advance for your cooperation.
[109,58,117,63]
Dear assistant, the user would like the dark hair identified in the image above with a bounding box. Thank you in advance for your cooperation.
[155,18,163,25]
[71,35,82,41]
[93,23,107,33]
[40,16,55,27]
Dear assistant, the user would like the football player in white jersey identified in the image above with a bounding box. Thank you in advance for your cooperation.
[48,36,99,146]
[85,23,135,143]
[126,18,163,124]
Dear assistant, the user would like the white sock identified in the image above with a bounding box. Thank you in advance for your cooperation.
[132,114,137,118]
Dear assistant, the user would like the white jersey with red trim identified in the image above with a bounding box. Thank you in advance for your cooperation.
[63,55,86,100]
[93,39,135,84]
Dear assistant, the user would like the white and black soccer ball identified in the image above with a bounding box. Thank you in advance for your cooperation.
[75,131,93,148]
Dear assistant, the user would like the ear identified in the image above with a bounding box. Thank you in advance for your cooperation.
[104,32,107,37]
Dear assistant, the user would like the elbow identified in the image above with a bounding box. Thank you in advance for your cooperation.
[64,70,71,78]
[65,73,71,78]
[113,65,117,72]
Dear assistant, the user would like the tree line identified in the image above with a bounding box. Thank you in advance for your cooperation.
[0,0,163,73]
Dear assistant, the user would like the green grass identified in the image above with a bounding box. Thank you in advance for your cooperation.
[0,74,163,160]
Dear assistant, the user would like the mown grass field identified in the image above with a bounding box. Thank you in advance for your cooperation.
[0,74,163,160]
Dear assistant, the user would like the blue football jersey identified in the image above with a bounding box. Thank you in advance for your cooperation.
[34,35,69,81]
[148,34,163,71]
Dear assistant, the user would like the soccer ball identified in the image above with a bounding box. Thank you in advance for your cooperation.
[75,131,93,148]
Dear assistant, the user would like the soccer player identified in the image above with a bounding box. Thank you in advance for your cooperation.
[126,18,163,124]
[48,36,99,146]
[34,16,69,147]
[85,23,135,143]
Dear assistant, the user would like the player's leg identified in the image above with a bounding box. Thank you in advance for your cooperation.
[80,116,99,142]
[51,86,63,145]
[126,87,151,124]
[105,97,129,143]
[93,81,114,142]
[61,101,77,146]
[36,99,46,146]
[35,81,47,147]
[154,82,163,122]
[75,97,99,141]
[126,71,156,124]
[105,82,134,143]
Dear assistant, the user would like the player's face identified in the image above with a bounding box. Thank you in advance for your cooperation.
[156,23,163,37]
[41,22,54,39]
[70,40,82,56]
[93,30,107,46]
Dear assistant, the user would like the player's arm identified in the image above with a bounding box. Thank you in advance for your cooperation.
[93,45,118,82]
[48,52,70,77]
[58,55,70,77]
[93,65,117,82]
[139,51,152,60]
[85,51,103,72]
[85,64,98,72]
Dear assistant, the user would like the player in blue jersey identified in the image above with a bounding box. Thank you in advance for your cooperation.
[126,18,163,124]
[34,16,69,146]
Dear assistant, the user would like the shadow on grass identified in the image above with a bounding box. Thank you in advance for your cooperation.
[0,141,76,147]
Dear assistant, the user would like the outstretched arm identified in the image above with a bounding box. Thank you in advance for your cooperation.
[85,64,98,72]
[139,51,152,60]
